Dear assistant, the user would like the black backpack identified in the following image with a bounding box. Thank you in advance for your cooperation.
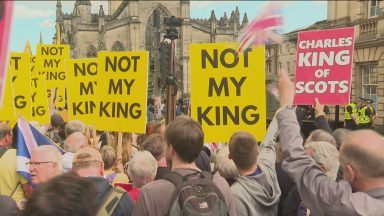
[163,170,229,216]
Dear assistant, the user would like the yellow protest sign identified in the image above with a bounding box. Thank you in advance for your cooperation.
[36,44,70,115]
[30,56,50,124]
[10,53,32,120]
[190,43,266,142]
[65,58,98,125]
[0,67,17,122]
[96,51,149,133]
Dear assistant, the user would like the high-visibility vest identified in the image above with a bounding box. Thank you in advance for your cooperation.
[368,106,376,115]
[358,106,371,124]
[344,103,357,120]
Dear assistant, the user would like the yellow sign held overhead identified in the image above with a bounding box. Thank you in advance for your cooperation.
[30,56,50,124]
[0,67,17,122]
[190,43,266,142]
[65,58,98,125]
[36,44,70,119]
[96,51,149,133]
[10,53,32,120]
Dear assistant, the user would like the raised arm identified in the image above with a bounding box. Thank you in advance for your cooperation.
[258,117,279,169]
[276,70,384,216]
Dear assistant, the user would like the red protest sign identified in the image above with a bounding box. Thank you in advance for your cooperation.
[0,1,14,108]
[294,27,355,105]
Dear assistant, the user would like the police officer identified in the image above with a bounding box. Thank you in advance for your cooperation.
[344,99,357,130]
[357,97,374,129]
[366,99,376,127]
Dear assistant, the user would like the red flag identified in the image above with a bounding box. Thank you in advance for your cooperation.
[0,1,14,108]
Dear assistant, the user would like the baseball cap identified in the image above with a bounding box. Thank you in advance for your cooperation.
[365,99,373,104]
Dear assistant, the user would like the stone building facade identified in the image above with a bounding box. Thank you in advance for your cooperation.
[266,0,384,132]
[54,0,248,98]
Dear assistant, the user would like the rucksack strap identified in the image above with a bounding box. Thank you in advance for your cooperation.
[96,188,124,216]
[9,182,20,198]
[106,172,118,184]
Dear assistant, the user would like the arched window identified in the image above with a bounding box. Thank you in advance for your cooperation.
[86,45,97,58]
[111,41,124,51]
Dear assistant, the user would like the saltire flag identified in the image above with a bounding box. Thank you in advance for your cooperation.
[16,117,63,182]
[237,2,284,52]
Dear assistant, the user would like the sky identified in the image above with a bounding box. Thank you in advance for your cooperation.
[9,1,327,53]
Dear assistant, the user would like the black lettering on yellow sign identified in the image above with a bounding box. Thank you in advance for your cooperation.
[39,71,66,81]
[74,62,97,76]
[197,105,259,126]
[14,95,27,109]
[208,77,246,97]
[105,56,140,72]
[99,102,141,118]
[72,101,96,115]
[41,46,65,56]
[43,59,61,68]
[201,48,252,69]
[80,81,97,95]
[31,92,37,102]
[32,106,46,116]
[108,79,135,95]
[31,78,38,88]
[10,56,21,70]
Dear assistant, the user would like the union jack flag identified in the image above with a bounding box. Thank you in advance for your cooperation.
[238,2,284,52]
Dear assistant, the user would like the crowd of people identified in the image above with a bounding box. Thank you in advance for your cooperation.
[0,70,383,216]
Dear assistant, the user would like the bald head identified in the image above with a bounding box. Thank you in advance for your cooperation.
[64,132,88,153]
[340,130,384,178]
[72,147,104,177]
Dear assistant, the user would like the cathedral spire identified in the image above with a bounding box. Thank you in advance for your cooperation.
[223,12,228,20]
[242,13,248,27]
[72,4,80,17]
[40,31,43,44]
[75,0,91,5]
[56,0,63,22]
[230,11,235,22]
[235,6,240,16]
[210,10,216,22]
[99,5,105,16]
[23,40,32,54]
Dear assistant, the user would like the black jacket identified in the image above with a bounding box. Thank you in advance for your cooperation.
[87,177,134,216]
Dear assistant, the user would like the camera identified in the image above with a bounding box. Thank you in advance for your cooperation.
[164,16,183,28]
[163,16,183,41]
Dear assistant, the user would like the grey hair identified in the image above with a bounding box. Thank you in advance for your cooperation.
[64,132,88,153]
[127,150,158,188]
[333,128,351,150]
[65,120,85,137]
[32,145,63,172]
[307,129,336,147]
[304,141,339,180]
[214,146,239,179]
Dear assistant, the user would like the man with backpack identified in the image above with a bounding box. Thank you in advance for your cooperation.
[72,147,134,216]
[134,117,236,216]
[229,117,281,215]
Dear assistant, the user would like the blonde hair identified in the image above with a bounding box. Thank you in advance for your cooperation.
[101,145,117,170]
[127,151,157,188]
[108,132,133,166]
